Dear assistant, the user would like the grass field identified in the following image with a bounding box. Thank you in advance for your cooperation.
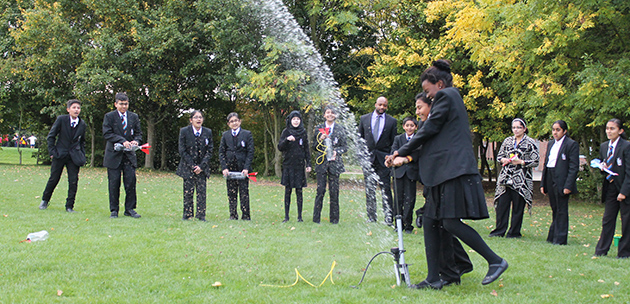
[1,150,629,303]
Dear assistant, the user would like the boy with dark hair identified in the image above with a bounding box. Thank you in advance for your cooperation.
[40,99,87,212]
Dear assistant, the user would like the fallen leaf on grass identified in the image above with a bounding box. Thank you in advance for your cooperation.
[601,294,613,298]
[598,279,605,283]
[57,290,63,296]
[615,282,620,285]
[290,227,295,230]
[3,214,7,217]
[212,281,222,287]
[367,231,372,236]
[491,290,498,296]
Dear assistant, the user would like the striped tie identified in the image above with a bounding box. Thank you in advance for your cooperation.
[71,122,76,128]
[121,115,127,135]
[606,145,614,182]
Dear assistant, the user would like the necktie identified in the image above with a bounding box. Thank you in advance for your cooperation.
[195,131,200,137]
[372,115,381,142]
[232,130,237,137]
[71,122,76,128]
[121,115,127,135]
[407,136,411,142]
[606,145,615,182]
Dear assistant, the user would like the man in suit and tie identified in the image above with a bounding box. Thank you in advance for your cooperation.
[103,92,143,219]
[359,96,398,224]
[219,112,255,220]
[39,99,87,212]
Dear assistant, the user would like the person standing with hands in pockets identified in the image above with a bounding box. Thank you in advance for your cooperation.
[176,110,213,221]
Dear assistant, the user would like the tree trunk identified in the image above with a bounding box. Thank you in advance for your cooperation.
[272,107,282,178]
[263,122,270,176]
[160,123,167,170]
[89,122,96,167]
[144,115,155,169]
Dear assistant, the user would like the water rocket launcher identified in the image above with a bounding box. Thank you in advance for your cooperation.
[114,143,152,155]
[590,159,618,176]
[225,172,258,182]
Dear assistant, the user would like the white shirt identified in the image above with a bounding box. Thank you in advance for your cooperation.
[117,111,127,126]
[608,137,620,158]
[546,135,566,168]
[232,128,240,136]
[325,121,335,135]
[192,126,202,136]
[70,117,79,128]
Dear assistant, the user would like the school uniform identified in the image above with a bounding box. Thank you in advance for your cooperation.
[595,138,630,257]
[391,133,420,232]
[103,110,143,216]
[541,135,579,245]
[41,115,87,210]
[313,123,347,223]
[176,125,213,220]
[358,111,397,223]
[219,128,254,220]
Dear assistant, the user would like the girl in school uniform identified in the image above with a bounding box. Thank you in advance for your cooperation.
[278,111,312,222]
[594,119,630,258]
[540,120,579,245]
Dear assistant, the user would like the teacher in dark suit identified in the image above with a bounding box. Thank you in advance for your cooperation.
[358,96,398,224]
[40,99,87,212]
[388,60,507,289]
[541,120,579,245]
[219,112,255,220]
[103,92,143,219]
[176,110,213,221]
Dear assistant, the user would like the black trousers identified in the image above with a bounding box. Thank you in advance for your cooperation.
[227,178,250,219]
[545,168,570,245]
[365,161,393,222]
[42,155,80,209]
[284,187,303,219]
[107,157,137,213]
[183,175,206,220]
[490,188,526,237]
[314,170,340,223]
[394,176,417,231]
[595,182,630,257]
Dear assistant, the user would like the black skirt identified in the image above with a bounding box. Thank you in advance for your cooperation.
[281,167,307,188]
[424,174,489,220]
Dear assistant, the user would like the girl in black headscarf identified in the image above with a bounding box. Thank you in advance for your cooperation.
[278,110,312,222]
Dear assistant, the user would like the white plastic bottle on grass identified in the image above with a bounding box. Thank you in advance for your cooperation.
[27,230,49,242]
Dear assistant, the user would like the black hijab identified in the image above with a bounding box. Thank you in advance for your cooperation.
[285,110,307,138]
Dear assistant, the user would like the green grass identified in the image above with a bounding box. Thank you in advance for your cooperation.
[1,161,629,303]
[0,147,39,165]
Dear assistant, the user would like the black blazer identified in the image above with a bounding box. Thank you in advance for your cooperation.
[312,123,347,175]
[358,112,397,166]
[278,129,311,168]
[176,126,213,179]
[102,110,143,169]
[391,133,420,181]
[396,87,479,187]
[47,115,87,166]
[219,129,254,171]
[599,139,630,199]
[541,136,580,194]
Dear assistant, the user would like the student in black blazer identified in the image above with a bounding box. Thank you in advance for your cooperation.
[219,112,255,220]
[40,99,87,212]
[541,120,579,245]
[594,119,630,258]
[102,93,143,219]
[391,117,420,233]
[358,96,398,224]
[388,60,506,289]
[313,106,347,224]
[176,110,213,221]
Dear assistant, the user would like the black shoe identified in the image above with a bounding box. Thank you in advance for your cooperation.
[124,210,141,218]
[229,216,238,220]
[282,217,289,223]
[482,259,508,285]
[110,211,118,218]
[242,217,251,221]
[39,200,49,210]
[197,218,207,222]
[297,218,303,222]
[330,221,338,224]
[366,218,377,223]
[488,233,504,237]
[442,278,461,287]
[66,208,76,213]
[410,280,443,290]
[505,234,522,239]
[183,217,191,221]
